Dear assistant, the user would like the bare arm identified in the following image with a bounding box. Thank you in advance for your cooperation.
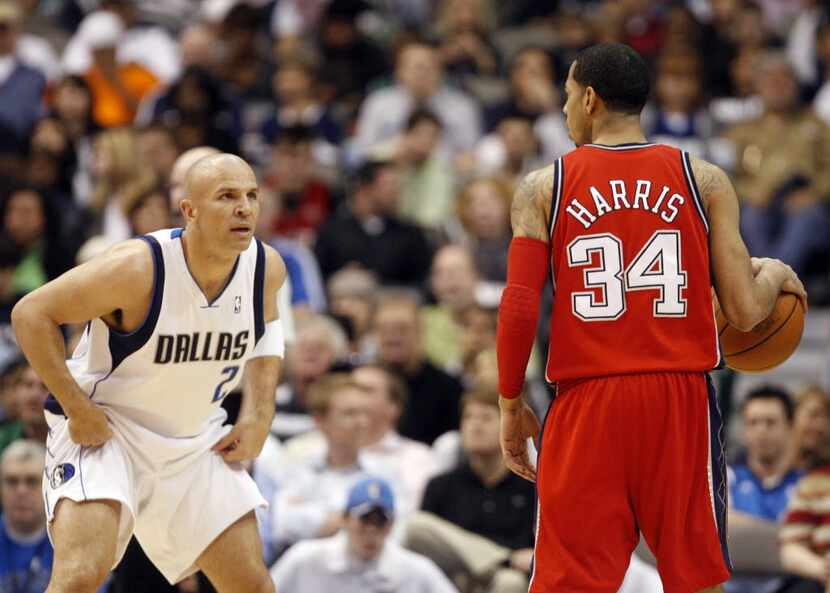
[510,166,555,241]
[692,156,803,331]
[216,244,286,462]
[12,241,153,417]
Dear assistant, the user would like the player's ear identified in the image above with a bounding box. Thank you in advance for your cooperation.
[180,198,195,223]
[583,86,597,115]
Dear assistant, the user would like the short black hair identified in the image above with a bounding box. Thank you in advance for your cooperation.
[405,108,442,131]
[573,43,650,115]
[741,385,794,423]
[356,159,392,188]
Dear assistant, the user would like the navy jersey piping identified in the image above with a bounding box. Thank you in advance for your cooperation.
[108,235,165,371]
[548,158,563,291]
[680,150,710,234]
[254,239,266,344]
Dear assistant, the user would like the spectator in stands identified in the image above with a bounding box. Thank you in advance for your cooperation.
[273,314,349,442]
[382,109,456,232]
[263,125,333,245]
[728,386,803,593]
[90,127,157,243]
[374,292,464,445]
[780,456,830,590]
[314,160,433,287]
[272,373,377,547]
[406,389,535,593]
[353,40,481,163]
[327,268,378,358]
[50,75,99,204]
[1,186,75,293]
[791,386,830,472]
[0,440,51,592]
[475,115,543,188]
[434,0,499,84]
[126,184,171,237]
[314,0,389,121]
[422,245,479,373]
[458,305,497,387]
[709,45,763,130]
[261,57,342,151]
[215,3,273,102]
[644,48,714,158]
[700,0,743,98]
[7,0,58,82]
[28,117,78,201]
[0,362,47,453]
[78,11,160,128]
[272,477,458,593]
[0,240,22,373]
[136,124,180,185]
[484,47,572,163]
[452,177,512,284]
[0,1,44,151]
[141,65,242,154]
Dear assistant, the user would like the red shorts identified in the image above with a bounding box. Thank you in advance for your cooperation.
[529,372,731,593]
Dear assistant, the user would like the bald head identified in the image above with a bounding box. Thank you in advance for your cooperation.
[184,153,255,200]
[169,146,221,210]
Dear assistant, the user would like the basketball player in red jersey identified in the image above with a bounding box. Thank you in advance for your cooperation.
[497,43,807,593]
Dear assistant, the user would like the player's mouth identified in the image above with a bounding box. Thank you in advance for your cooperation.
[230,225,251,236]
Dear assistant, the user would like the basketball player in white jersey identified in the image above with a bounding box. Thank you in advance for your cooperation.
[12,154,285,593]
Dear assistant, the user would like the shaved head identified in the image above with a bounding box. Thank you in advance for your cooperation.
[184,153,256,203]
[169,146,221,210]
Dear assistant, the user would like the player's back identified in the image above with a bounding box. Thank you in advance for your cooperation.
[546,142,719,382]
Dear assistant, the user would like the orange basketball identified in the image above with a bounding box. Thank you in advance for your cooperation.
[715,293,805,373]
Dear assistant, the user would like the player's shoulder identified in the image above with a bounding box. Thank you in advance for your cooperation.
[515,164,557,203]
[92,238,156,280]
[687,155,732,200]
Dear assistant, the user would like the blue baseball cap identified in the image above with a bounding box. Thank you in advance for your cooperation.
[346,477,395,519]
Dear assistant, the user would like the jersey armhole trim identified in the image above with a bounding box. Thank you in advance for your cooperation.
[108,235,166,371]
[548,158,563,291]
[253,239,266,344]
[680,150,710,234]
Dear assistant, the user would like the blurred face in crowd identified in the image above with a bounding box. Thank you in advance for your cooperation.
[511,48,552,91]
[15,367,47,428]
[461,400,501,456]
[0,17,19,56]
[271,140,314,193]
[275,66,313,106]
[471,349,498,391]
[499,118,537,165]
[4,190,45,248]
[396,44,441,101]
[54,79,92,125]
[742,397,791,465]
[317,386,371,451]
[328,271,376,340]
[563,62,592,146]
[375,302,421,370]
[368,166,401,216]
[345,509,391,562]
[711,0,741,24]
[464,180,509,240]
[794,391,830,456]
[460,307,496,369]
[353,366,400,434]
[289,325,338,383]
[431,246,477,312]
[731,48,761,97]
[656,57,701,113]
[130,191,171,236]
[446,0,479,32]
[138,129,179,182]
[1,454,44,535]
[405,119,441,164]
[757,60,799,113]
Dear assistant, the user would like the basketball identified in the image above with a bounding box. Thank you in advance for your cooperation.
[715,293,805,373]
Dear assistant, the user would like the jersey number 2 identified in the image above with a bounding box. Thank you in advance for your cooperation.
[213,365,240,402]
[567,230,687,321]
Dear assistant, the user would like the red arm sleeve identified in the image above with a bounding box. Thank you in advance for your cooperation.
[497,237,549,398]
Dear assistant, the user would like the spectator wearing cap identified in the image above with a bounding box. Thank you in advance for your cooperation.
[314,159,433,287]
[352,39,481,165]
[271,476,458,593]
[76,11,160,128]
[0,1,44,152]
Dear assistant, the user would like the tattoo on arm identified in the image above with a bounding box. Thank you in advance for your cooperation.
[511,167,554,241]
[690,156,734,211]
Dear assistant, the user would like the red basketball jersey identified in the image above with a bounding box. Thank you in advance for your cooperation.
[545,143,720,382]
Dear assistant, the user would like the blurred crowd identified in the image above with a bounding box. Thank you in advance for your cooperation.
[0,0,828,592]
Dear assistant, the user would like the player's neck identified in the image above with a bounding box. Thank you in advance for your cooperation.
[180,233,239,302]
[590,115,647,147]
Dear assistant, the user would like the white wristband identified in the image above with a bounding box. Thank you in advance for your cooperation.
[252,319,285,358]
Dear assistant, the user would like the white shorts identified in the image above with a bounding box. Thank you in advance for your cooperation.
[43,410,267,584]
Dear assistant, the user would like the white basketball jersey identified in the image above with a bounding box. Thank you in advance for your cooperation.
[47,228,267,437]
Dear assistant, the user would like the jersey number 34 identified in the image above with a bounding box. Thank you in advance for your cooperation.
[567,230,686,321]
